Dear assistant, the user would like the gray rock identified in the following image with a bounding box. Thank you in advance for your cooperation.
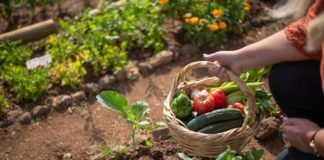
[127,67,140,81]
[19,112,32,124]
[32,105,50,117]
[152,127,171,141]
[255,117,281,140]
[180,44,200,55]
[0,119,13,128]
[82,83,100,95]
[99,75,116,90]
[139,156,154,160]
[114,71,127,82]
[51,95,72,111]
[138,62,153,75]
[149,50,173,69]
[6,110,23,121]
[71,91,86,104]
[135,134,150,145]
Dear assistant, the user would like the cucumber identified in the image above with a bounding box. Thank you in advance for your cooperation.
[198,118,244,134]
[187,108,243,131]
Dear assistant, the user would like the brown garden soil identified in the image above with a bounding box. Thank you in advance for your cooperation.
[0,0,291,160]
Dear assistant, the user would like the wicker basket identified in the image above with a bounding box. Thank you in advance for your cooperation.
[163,61,261,158]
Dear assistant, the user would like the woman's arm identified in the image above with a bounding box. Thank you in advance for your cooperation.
[204,30,311,76]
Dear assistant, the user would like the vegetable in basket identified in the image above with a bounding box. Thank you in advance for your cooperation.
[198,118,244,134]
[171,92,192,118]
[226,91,244,104]
[209,89,227,109]
[230,102,245,112]
[192,93,215,114]
[187,108,244,131]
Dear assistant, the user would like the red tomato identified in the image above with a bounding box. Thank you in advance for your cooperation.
[192,94,215,114]
[209,89,227,109]
[232,102,245,112]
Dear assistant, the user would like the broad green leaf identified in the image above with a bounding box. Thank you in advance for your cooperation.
[177,152,193,160]
[241,148,264,160]
[255,89,279,114]
[251,149,264,160]
[216,147,234,160]
[96,91,129,118]
[130,101,149,121]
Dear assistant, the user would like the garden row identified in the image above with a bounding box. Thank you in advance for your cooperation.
[0,0,250,120]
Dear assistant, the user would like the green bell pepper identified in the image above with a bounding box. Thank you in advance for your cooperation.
[171,92,192,119]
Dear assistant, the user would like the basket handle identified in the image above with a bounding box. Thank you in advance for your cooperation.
[177,61,257,124]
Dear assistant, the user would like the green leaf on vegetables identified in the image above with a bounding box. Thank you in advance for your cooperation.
[240,67,271,83]
[255,88,279,115]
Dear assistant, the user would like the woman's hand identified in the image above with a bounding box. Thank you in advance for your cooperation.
[203,50,242,81]
[282,117,320,153]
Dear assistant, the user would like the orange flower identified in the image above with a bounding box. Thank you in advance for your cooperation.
[184,17,191,23]
[209,23,219,32]
[159,0,169,5]
[190,17,199,25]
[219,21,227,30]
[212,9,224,18]
[245,3,251,12]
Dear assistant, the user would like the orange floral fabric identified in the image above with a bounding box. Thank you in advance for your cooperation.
[284,0,324,92]
[284,0,324,59]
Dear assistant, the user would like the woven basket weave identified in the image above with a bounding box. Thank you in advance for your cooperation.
[164,61,261,158]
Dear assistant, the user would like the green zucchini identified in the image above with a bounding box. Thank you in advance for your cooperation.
[187,108,244,131]
[198,118,244,134]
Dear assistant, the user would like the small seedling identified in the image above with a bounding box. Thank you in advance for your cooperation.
[96,90,149,149]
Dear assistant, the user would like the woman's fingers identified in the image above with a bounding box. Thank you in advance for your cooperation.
[207,61,230,81]
[203,53,217,61]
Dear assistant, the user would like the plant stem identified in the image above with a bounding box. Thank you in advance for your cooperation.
[131,125,136,151]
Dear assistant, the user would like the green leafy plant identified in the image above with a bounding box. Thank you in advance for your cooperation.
[0,41,32,71]
[0,86,9,110]
[49,58,87,88]
[177,146,263,160]
[161,0,250,47]
[0,41,48,102]
[0,0,53,23]
[217,146,264,160]
[2,66,48,102]
[97,143,113,158]
[145,139,153,149]
[96,91,149,149]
